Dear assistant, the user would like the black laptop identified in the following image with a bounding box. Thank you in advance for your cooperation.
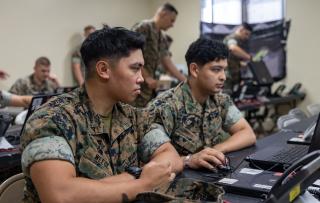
[216,167,281,199]
[245,113,320,172]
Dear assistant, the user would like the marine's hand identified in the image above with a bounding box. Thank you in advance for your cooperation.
[188,147,226,170]
[140,161,175,190]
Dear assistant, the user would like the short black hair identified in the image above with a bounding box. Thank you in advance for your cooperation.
[185,37,229,73]
[80,27,145,78]
[242,23,253,32]
[161,3,178,14]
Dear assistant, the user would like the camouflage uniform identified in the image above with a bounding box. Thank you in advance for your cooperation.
[9,74,57,95]
[71,46,86,83]
[132,20,170,107]
[135,178,224,203]
[149,82,242,155]
[0,90,12,107]
[20,86,170,202]
[223,34,247,91]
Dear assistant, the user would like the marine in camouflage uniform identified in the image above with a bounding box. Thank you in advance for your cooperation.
[9,74,57,95]
[223,23,252,93]
[132,20,170,107]
[20,86,171,202]
[223,33,246,91]
[148,37,256,171]
[149,82,242,155]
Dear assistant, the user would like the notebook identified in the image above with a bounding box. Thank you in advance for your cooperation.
[245,114,320,172]
[216,167,281,199]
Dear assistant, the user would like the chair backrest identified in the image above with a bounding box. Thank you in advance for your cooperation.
[0,173,24,203]
[307,103,320,116]
[277,114,301,130]
[288,108,308,120]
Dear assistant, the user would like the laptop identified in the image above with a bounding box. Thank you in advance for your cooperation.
[3,94,58,145]
[216,167,281,199]
[245,113,320,172]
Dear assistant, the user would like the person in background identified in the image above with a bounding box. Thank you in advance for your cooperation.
[9,56,59,95]
[149,38,256,170]
[223,23,253,93]
[20,27,182,203]
[71,25,96,86]
[132,3,186,107]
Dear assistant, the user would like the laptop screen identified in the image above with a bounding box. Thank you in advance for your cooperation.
[20,94,58,136]
[308,113,320,152]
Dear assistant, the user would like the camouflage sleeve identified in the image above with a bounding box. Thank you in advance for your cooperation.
[225,38,238,47]
[159,32,170,58]
[223,104,243,130]
[138,123,170,163]
[9,78,25,95]
[21,136,75,176]
[72,50,81,64]
[0,90,12,107]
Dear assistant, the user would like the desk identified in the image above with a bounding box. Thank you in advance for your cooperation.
[181,115,319,203]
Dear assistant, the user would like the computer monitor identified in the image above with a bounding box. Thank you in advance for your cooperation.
[248,61,274,86]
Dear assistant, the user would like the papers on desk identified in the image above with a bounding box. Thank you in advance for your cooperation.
[0,137,14,149]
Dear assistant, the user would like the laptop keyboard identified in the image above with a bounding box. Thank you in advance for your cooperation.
[269,145,308,163]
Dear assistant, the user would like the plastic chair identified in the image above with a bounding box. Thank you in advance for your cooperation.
[307,103,320,116]
[0,173,24,203]
[288,108,308,120]
[277,114,301,130]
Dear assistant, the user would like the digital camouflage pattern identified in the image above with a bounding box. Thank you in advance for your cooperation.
[134,178,224,203]
[20,86,169,203]
[149,82,240,155]
[223,34,247,90]
[9,74,57,95]
[0,90,12,107]
[132,20,170,107]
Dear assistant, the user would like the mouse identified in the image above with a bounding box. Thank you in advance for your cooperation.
[217,164,232,172]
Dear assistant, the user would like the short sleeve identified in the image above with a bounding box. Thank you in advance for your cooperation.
[226,38,238,47]
[21,136,75,176]
[0,90,12,107]
[159,32,170,58]
[138,123,170,163]
[223,104,243,129]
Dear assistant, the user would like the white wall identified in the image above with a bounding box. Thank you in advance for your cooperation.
[0,0,319,108]
[286,0,320,108]
[0,0,151,89]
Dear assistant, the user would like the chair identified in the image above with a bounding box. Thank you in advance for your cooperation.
[307,103,320,116]
[288,108,308,120]
[277,114,301,130]
[0,173,24,203]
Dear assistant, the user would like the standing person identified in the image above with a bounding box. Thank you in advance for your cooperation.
[71,25,96,86]
[20,27,182,203]
[132,3,186,107]
[149,38,256,170]
[223,23,253,92]
[9,56,59,95]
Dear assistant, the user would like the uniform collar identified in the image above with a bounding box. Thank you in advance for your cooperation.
[78,86,132,140]
[180,82,218,115]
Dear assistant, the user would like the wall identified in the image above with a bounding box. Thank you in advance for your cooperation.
[0,0,151,89]
[286,0,320,108]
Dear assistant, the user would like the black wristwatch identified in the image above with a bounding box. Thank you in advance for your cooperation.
[125,166,142,179]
